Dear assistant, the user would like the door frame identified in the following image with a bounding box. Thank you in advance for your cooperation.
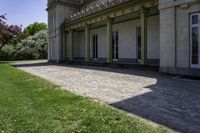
[190,12,200,68]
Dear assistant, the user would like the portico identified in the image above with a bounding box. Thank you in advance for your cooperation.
[63,0,159,66]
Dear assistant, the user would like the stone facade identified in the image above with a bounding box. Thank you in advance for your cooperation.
[47,0,200,76]
[159,0,200,76]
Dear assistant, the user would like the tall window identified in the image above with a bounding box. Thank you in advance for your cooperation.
[92,34,98,59]
[112,31,119,60]
[190,13,200,68]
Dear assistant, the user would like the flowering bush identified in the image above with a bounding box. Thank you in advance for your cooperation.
[15,30,48,60]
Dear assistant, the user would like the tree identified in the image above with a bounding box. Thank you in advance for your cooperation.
[0,14,24,51]
[24,22,47,36]
[0,14,6,22]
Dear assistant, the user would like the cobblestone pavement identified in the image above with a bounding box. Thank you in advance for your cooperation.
[13,60,200,133]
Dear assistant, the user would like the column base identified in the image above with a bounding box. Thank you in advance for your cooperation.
[48,59,65,63]
[47,59,55,63]
[55,60,65,63]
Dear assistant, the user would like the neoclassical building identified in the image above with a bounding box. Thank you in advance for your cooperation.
[47,0,200,76]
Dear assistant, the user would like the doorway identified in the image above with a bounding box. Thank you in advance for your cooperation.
[92,34,98,59]
[136,27,142,62]
[112,31,119,61]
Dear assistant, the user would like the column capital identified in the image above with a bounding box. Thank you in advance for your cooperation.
[66,27,73,32]
[140,7,149,14]
[106,16,113,23]
[69,28,73,32]
[84,23,90,28]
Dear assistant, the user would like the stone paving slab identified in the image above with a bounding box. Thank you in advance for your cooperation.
[13,60,200,133]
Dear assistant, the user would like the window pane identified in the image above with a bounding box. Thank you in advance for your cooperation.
[192,15,198,25]
[192,27,199,64]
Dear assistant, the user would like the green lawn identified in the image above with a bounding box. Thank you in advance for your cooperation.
[0,63,171,133]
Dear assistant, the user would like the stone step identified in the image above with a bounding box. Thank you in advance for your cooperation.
[64,61,159,72]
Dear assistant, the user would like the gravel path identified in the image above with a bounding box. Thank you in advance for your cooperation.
[13,60,200,133]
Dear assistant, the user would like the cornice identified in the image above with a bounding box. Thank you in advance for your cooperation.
[158,0,199,10]
[64,0,159,30]
[46,0,80,11]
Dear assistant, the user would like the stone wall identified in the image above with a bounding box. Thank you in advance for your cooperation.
[159,0,200,76]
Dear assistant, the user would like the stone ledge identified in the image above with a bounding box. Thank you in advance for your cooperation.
[46,0,80,11]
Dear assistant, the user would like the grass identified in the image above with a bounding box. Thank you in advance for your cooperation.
[0,63,171,133]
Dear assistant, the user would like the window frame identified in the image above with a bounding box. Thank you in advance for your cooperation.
[190,12,200,68]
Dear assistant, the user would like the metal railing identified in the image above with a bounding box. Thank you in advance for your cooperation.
[65,0,131,22]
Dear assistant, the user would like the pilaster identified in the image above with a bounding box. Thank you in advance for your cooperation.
[69,29,74,61]
[61,25,67,61]
[140,9,148,65]
[159,6,176,68]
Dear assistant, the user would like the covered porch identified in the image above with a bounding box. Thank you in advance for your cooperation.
[62,0,160,66]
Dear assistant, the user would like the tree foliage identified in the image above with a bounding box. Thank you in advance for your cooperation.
[0,14,25,51]
[24,22,47,36]
[0,14,48,61]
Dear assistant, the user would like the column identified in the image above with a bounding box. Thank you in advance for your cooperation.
[58,27,62,62]
[85,24,90,62]
[69,29,73,61]
[141,9,148,65]
[107,18,113,63]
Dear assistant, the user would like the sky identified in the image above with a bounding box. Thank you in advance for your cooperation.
[0,0,47,28]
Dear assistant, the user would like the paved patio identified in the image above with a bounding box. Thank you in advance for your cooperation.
[13,60,200,133]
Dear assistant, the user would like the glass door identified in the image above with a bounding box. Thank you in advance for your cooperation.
[92,34,98,60]
[190,13,200,68]
[112,31,119,61]
[137,27,142,62]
